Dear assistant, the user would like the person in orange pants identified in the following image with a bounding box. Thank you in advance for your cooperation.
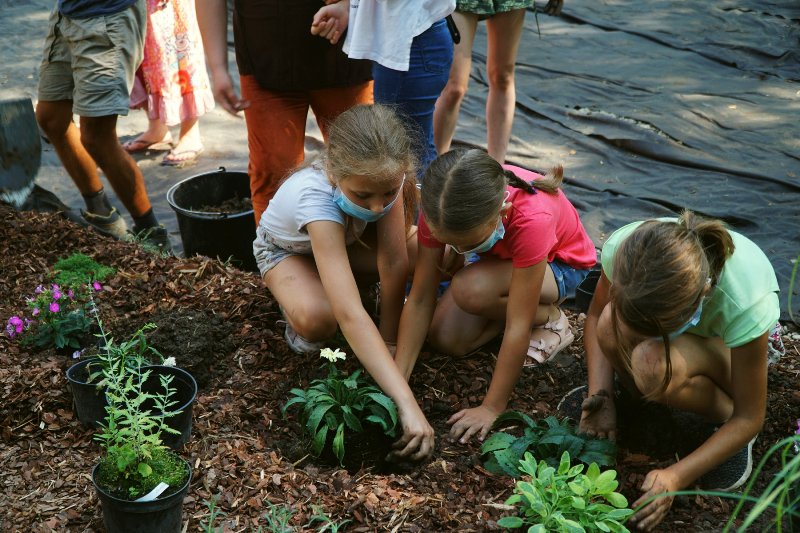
[197,0,373,223]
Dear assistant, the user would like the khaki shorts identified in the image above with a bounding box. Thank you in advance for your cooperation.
[456,0,534,16]
[37,2,145,117]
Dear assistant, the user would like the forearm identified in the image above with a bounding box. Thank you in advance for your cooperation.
[584,314,615,396]
[377,262,407,343]
[395,292,437,380]
[195,0,229,76]
[666,415,763,489]
[337,305,419,410]
[481,326,528,413]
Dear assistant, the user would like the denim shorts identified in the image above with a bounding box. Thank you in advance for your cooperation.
[550,260,591,301]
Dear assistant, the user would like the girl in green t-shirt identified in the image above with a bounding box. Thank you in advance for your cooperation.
[573,210,781,531]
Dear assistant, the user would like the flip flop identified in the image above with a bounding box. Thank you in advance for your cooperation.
[122,134,173,153]
[525,308,575,366]
[160,147,203,167]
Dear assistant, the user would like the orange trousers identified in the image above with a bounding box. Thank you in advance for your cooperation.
[240,75,374,223]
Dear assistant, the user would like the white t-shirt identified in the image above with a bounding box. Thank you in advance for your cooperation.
[259,164,367,253]
[343,0,456,71]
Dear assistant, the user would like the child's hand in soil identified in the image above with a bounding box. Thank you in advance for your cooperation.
[387,404,435,462]
[629,468,678,531]
[579,392,617,441]
[447,404,500,444]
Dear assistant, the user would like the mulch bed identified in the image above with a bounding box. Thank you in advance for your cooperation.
[1,205,798,532]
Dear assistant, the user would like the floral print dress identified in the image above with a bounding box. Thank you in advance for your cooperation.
[130,0,214,125]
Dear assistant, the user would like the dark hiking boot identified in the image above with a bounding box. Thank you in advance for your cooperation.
[81,207,129,240]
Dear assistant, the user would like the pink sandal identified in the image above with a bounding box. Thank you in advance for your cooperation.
[525,307,575,366]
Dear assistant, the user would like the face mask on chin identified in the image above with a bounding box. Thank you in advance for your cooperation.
[333,177,404,222]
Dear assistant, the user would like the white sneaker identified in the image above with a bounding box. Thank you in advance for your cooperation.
[280,320,324,354]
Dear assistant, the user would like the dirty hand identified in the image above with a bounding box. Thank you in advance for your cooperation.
[447,404,500,444]
[579,391,617,441]
[311,1,349,45]
[210,69,250,116]
[387,403,434,462]
[629,469,678,531]
[543,0,564,15]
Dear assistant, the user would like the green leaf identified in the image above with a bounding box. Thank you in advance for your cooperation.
[494,448,523,477]
[558,451,571,475]
[312,425,328,456]
[365,393,398,428]
[305,403,335,436]
[593,470,619,494]
[594,520,611,532]
[604,491,629,509]
[496,516,524,528]
[341,406,363,432]
[528,525,547,533]
[585,462,601,482]
[480,432,517,454]
[332,423,345,466]
[570,496,586,510]
[137,462,153,477]
[492,410,537,430]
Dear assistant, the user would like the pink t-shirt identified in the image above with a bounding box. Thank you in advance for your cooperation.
[418,165,597,270]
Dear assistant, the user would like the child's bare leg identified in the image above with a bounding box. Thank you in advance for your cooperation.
[264,256,337,341]
[428,289,503,355]
[630,335,734,424]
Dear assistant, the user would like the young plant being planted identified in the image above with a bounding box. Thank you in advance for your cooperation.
[481,412,617,478]
[283,348,398,466]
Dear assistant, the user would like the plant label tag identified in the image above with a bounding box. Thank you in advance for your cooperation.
[134,482,169,502]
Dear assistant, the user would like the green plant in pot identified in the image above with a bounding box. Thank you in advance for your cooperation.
[92,343,191,533]
[282,348,398,466]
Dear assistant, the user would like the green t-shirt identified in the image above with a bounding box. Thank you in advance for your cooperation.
[601,219,780,348]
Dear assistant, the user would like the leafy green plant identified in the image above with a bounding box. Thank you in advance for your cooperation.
[52,252,115,288]
[306,505,351,532]
[92,317,184,499]
[86,320,164,386]
[283,348,398,466]
[257,501,295,533]
[498,451,633,532]
[481,413,617,478]
[201,495,227,533]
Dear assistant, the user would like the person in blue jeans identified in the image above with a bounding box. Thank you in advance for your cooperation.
[312,0,456,177]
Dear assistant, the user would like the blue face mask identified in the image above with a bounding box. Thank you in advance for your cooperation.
[454,221,505,255]
[669,299,704,338]
[332,182,402,223]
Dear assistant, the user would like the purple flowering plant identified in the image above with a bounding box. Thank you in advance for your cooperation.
[5,253,115,351]
[5,282,103,350]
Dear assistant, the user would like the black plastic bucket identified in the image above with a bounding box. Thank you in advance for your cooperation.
[92,459,191,533]
[166,167,257,271]
[142,366,198,449]
[574,267,602,313]
[66,358,106,427]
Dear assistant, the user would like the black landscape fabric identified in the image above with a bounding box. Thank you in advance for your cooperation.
[456,0,799,318]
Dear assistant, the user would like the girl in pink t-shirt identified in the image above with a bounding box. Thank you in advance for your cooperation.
[395,148,596,443]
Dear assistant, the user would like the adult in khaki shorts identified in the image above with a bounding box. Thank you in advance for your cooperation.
[35,0,171,252]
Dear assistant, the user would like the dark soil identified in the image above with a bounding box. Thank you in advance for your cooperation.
[1,205,798,532]
[193,195,252,215]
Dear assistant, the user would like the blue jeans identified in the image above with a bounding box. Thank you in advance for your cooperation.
[550,261,592,301]
[373,19,453,179]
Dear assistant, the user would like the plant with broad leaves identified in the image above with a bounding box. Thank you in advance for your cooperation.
[92,316,185,499]
[481,413,616,478]
[282,348,398,466]
[498,451,633,532]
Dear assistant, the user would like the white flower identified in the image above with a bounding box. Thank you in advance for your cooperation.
[162,356,177,367]
[320,348,346,363]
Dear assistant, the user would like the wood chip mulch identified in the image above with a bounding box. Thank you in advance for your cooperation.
[1,205,798,532]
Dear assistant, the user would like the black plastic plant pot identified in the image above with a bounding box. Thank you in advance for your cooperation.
[574,267,602,314]
[92,460,191,533]
[166,167,258,271]
[141,366,198,449]
[66,357,106,427]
